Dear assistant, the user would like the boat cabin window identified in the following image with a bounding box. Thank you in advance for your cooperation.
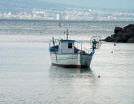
[68,43,72,48]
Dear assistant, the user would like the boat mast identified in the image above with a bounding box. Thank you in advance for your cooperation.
[52,37,58,63]
[66,29,69,40]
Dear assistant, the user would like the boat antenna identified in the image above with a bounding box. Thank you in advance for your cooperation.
[66,29,69,40]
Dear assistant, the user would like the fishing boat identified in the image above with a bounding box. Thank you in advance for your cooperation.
[49,30,97,68]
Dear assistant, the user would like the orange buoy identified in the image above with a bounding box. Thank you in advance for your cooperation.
[80,50,85,54]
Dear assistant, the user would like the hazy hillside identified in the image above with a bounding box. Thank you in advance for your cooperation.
[0,0,72,11]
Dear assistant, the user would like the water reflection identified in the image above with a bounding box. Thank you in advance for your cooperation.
[49,65,97,80]
[80,68,91,73]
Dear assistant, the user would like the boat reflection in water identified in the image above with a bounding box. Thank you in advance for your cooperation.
[49,65,96,80]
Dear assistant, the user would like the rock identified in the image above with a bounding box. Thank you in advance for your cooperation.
[128,36,134,43]
[123,24,134,32]
[104,24,134,43]
[114,27,122,34]
[104,36,115,42]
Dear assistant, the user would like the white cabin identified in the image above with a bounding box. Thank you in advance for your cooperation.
[58,40,75,54]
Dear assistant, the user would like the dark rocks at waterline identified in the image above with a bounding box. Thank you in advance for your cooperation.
[104,24,134,43]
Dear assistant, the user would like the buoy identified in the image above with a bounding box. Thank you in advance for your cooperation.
[98,75,100,78]
[80,50,85,54]
[111,50,114,53]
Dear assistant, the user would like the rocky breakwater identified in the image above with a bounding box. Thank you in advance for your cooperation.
[104,24,134,43]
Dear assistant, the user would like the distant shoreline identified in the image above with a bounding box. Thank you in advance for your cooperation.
[0,19,134,22]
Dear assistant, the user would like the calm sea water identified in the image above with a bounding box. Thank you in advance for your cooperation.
[0,20,134,104]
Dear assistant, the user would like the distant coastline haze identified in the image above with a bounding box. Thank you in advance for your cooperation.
[0,0,134,21]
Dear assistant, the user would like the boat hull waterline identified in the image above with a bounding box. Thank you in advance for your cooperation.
[50,53,93,68]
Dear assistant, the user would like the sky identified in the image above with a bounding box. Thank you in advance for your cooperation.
[41,0,134,9]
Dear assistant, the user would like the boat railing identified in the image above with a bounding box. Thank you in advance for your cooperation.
[74,40,93,54]
[49,39,60,48]
[49,39,96,54]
